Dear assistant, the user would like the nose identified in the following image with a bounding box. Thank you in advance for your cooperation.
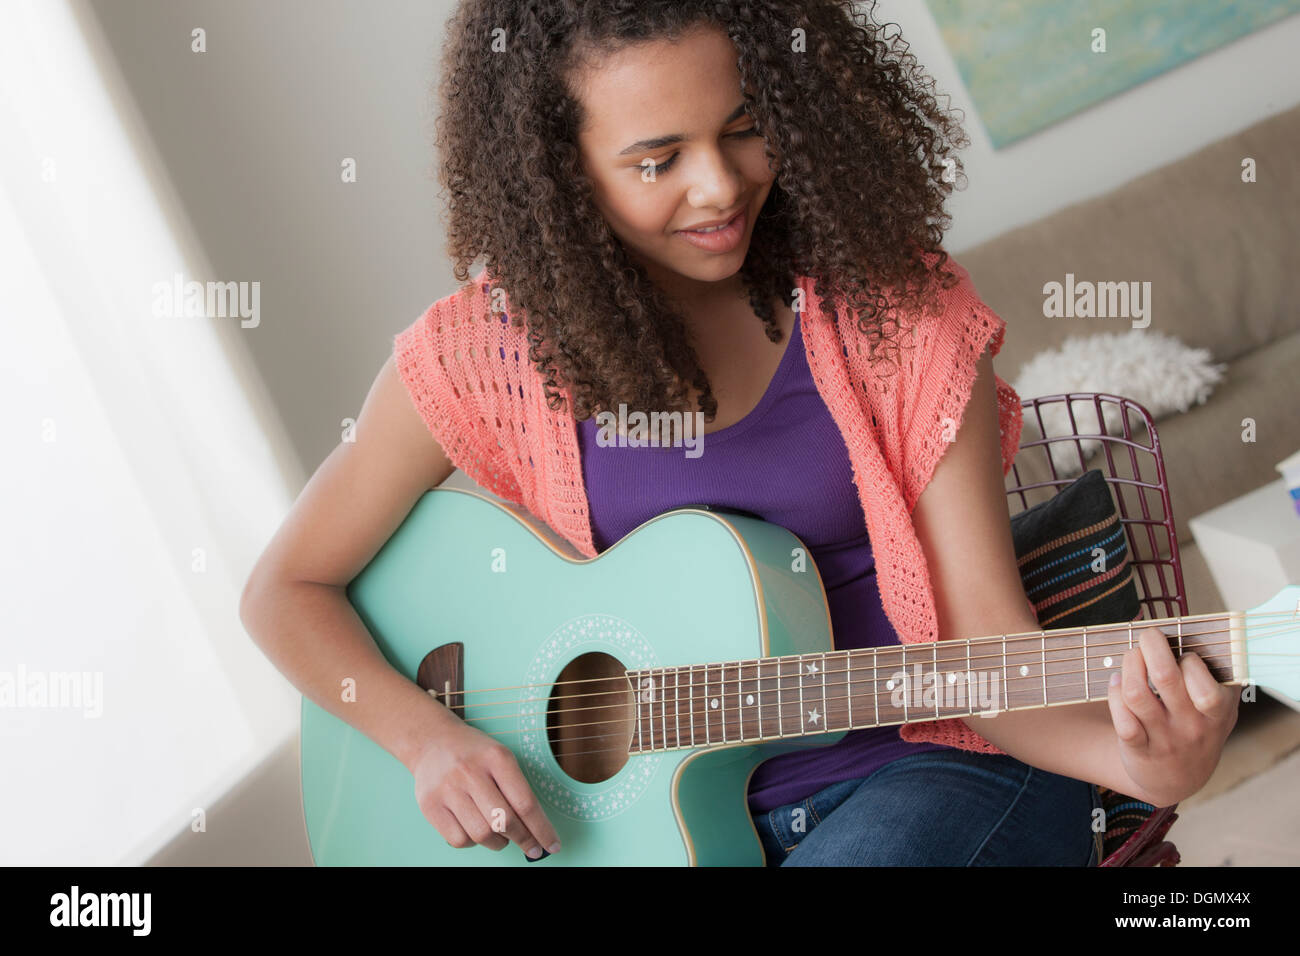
[686,150,746,212]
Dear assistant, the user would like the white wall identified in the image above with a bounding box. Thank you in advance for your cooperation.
[876,2,1300,252]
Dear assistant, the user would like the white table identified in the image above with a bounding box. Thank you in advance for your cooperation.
[1189,478,1300,712]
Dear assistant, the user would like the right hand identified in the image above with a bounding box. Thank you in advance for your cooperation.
[409,715,561,860]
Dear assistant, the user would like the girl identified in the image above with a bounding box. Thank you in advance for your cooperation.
[241,0,1237,866]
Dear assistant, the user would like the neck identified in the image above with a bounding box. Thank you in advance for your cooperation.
[642,260,748,316]
[626,611,1247,753]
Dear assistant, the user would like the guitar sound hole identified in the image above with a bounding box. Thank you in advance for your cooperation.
[546,652,634,784]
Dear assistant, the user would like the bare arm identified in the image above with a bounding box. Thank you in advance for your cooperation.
[239,354,560,857]
[911,347,1150,802]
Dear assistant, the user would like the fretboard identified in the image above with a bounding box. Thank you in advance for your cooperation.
[625,612,1245,753]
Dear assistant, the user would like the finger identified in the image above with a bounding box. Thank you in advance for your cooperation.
[488,764,561,858]
[427,804,472,850]
[1120,643,1164,734]
[1179,651,1232,719]
[1138,627,1196,722]
[488,754,561,856]
[469,779,548,859]
[446,790,509,851]
[1107,669,1148,748]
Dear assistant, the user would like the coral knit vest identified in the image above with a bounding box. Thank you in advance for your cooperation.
[393,256,1025,753]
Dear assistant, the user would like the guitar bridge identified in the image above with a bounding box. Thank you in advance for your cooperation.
[417,643,465,720]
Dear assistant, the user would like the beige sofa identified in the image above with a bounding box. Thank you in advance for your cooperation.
[961,104,1300,618]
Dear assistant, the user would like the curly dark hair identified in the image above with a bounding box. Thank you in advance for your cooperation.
[433,0,969,422]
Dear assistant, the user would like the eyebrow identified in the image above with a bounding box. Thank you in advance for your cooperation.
[617,102,749,156]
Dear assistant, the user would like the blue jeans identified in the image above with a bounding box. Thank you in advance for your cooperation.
[751,748,1103,866]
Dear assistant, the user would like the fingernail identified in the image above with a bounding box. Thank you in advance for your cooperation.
[1110,672,1121,687]
[548,842,561,854]
[524,847,549,862]
[525,845,542,859]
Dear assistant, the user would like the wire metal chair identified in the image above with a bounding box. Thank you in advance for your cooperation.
[1008,392,1185,867]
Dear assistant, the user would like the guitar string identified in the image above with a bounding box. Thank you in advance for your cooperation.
[430,609,1297,701]
[507,657,1295,762]
[508,655,1299,760]
[441,638,1300,747]
[504,649,1287,749]
[456,638,1300,719]
[447,628,1300,758]
[434,614,1298,716]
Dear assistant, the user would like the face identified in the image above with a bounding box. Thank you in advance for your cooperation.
[570,23,780,307]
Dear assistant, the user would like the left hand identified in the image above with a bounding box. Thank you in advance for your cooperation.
[1105,626,1239,807]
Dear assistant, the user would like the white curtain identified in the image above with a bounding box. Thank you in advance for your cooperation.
[0,0,305,864]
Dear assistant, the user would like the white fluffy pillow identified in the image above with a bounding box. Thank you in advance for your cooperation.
[1011,330,1227,476]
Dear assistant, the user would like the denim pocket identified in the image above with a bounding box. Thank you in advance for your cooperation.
[750,808,796,865]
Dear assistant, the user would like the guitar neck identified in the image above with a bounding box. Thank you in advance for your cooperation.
[625,611,1248,754]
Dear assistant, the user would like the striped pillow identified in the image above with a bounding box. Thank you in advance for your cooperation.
[1011,469,1141,630]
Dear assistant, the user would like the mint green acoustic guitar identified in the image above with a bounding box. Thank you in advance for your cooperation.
[300,488,1299,866]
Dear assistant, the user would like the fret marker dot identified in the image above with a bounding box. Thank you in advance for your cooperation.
[745,694,754,706]
[886,679,895,690]
[1103,656,1113,667]
[947,672,956,684]
[710,698,719,709]
[1019,665,1029,676]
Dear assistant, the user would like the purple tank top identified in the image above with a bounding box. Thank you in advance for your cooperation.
[575,307,952,814]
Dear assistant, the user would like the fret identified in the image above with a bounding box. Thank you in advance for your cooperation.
[703,663,711,746]
[719,663,728,744]
[738,660,745,740]
[1176,619,1183,660]
[664,666,673,749]
[651,671,659,751]
[748,659,759,739]
[1082,625,1090,701]
[1040,633,1048,707]
[636,671,645,752]
[965,637,973,716]
[647,671,657,752]
[713,663,721,745]
[1001,639,1009,710]
[790,655,800,738]
[737,659,745,742]
[901,645,908,724]
[689,664,696,748]
[676,665,686,749]
[933,642,940,719]
[872,647,879,729]
[777,657,784,737]
[722,661,730,743]
[646,671,656,751]
[659,666,668,751]
[845,651,853,729]
[820,652,829,732]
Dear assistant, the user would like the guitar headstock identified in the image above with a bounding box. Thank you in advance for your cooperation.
[1244,584,1300,705]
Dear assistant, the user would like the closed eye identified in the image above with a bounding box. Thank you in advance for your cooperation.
[641,127,761,175]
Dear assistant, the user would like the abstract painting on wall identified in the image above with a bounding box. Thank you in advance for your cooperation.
[926,0,1300,147]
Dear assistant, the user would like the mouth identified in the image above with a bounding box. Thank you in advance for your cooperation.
[677,207,746,233]
[674,207,748,252]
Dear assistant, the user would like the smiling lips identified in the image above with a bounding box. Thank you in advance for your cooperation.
[675,207,747,252]
[680,208,744,232]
